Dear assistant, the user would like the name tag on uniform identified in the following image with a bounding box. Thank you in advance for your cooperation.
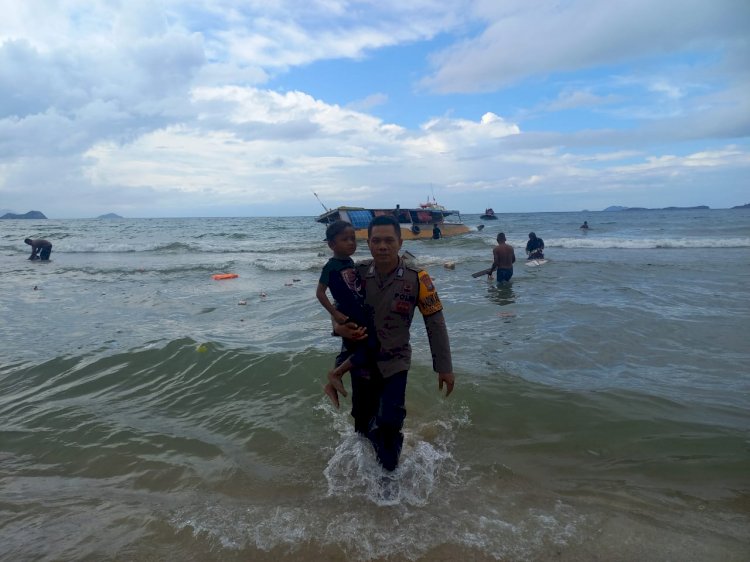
[393,299,412,314]
[391,290,416,315]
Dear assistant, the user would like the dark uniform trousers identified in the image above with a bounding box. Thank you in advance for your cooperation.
[337,258,452,472]
[351,369,407,472]
[336,347,407,471]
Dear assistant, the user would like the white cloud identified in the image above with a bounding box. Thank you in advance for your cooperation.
[544,89,622,112]
[73,82,749,214]
[611,146,750,174]
[82,88,521,207]
[423,0,750,93]
[0,0,748,216]
[171,0,468,73]
[346,93,388,112]
[648,80,684,100]
[407,112,520,155]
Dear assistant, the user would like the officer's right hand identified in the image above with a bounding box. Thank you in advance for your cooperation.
[333,321,367,341]
[438,372,455,397]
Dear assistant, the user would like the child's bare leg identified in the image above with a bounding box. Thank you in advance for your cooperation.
[323,357,351,408]
[331,357,352,379]
[327,358,351,397]
[324,383,340,408]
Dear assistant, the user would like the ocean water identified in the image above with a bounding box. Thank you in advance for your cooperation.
[1,209,749,561]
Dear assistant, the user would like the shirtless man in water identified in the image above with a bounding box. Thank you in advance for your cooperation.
[488,232,515,283]
[24,238,52,261]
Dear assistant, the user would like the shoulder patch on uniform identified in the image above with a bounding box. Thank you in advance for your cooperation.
[417,270,443,316]
[418,270,435,292]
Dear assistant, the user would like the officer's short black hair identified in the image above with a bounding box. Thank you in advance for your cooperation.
[325,220,353,242]
[497,232,506,242]
[368,214,401,239]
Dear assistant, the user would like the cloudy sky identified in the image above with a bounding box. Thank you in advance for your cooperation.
[1,0,748,218]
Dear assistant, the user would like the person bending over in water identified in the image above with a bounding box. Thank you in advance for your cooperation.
[316,220,379,408]
[24,238,52,261]
[525,232,545,260]
[488,232,516,283]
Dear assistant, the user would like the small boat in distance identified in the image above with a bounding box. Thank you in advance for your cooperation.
[480,208,498,220]
[316,198,471,240]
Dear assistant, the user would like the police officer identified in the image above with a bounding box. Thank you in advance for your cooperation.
[334,215,454,471]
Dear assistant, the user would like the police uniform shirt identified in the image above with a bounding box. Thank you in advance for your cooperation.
[357,258,453,378]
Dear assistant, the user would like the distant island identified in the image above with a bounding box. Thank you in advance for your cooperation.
[97,213,124,219]
[602,205,710,212]
[0,210,47,219]
[731,203,750,209]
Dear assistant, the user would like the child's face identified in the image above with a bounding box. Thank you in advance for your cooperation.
[330,227,357,257]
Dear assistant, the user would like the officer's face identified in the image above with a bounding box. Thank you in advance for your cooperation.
[368,224,402,269]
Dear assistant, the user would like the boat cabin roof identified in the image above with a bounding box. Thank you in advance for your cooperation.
[316,206,460,229]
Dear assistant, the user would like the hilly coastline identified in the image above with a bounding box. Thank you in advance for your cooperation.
[0,210,47,219]
[1,211,126,219]
[602,205,710,212]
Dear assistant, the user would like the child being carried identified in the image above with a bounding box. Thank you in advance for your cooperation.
[315,221,379,407]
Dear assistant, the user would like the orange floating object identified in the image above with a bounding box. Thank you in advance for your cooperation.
[211,273,239,280]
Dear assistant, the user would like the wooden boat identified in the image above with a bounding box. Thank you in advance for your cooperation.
[316,198,470,240]
[480,208,498,220]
